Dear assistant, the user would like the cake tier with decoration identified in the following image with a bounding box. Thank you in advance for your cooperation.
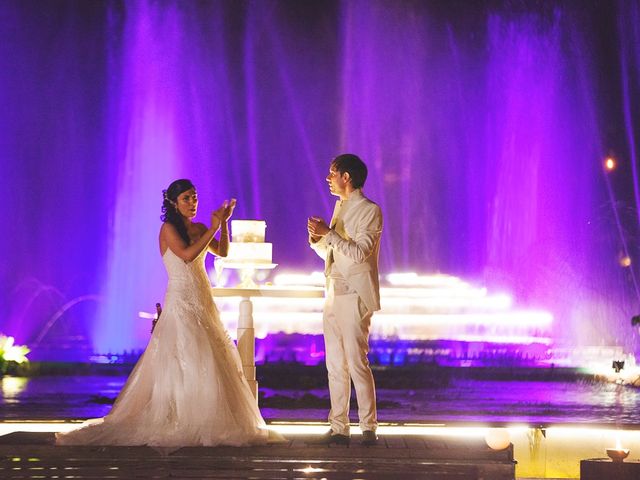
[225,220,273,265]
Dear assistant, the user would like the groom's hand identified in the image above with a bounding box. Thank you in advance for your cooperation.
[308,216,330,238]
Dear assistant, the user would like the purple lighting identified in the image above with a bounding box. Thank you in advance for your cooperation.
[0,1,638,362]
[96,1,186,352]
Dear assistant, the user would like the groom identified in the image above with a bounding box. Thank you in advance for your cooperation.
[307,153,383,446]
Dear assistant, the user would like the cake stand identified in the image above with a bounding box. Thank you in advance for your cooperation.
[214,259,278,288]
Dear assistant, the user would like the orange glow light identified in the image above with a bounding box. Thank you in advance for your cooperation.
[605,157,616,171]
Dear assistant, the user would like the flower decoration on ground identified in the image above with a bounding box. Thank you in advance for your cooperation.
[0,334,30,365]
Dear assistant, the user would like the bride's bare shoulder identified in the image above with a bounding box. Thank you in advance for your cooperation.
[159,222,178,238]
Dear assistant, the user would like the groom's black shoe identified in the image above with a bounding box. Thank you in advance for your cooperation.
[361,430,378,446]
[309,429,350,446]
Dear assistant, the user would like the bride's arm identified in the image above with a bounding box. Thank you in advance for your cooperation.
[208,198,235,257]
[208,220,229,256]
[160,221,220,263]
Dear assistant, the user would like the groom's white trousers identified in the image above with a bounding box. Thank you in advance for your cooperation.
[323,282,377,435]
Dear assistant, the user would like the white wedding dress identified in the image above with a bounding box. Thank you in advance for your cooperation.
[56,247,274,447]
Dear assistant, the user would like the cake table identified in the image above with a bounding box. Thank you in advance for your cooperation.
[211,285,325,403]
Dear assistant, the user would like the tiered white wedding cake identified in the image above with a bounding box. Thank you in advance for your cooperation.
[226,220,273,265]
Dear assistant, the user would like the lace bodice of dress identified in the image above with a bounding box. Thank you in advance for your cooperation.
[162,247,210,293]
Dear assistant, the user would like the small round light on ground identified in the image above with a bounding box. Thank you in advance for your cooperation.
[620,256,632,267]
[485,428,510,450]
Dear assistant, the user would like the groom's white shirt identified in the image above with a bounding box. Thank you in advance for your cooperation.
[310,189,382,312]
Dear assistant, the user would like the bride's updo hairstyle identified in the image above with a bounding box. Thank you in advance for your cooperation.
[161,179,195,246]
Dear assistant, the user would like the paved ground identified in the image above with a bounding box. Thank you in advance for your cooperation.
[0,431,515,479]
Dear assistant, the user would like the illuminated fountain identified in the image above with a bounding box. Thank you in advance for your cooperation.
[210,270,554,367]
[0,1,638,371]
[2,7,640,480]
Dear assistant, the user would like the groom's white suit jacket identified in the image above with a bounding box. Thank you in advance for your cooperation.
[310,189,383,313]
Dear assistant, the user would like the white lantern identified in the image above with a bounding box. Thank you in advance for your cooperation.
[485,428,510,450]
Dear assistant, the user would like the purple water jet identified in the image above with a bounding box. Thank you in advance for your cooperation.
[0,0,637,361]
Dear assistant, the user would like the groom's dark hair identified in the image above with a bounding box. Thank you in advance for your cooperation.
[332,153,368,189]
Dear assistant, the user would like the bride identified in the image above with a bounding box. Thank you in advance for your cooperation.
[57,179,278,447]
